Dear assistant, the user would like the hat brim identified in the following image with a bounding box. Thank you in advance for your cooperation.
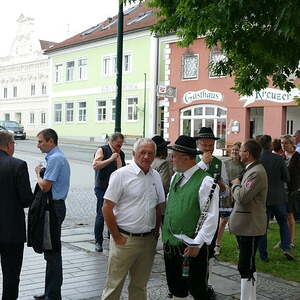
[194,135,220,140]
[167,145,203,155]
[157,141,170,148]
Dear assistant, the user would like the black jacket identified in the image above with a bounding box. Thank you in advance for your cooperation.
[27,173,60,253]
[0,150,33,244]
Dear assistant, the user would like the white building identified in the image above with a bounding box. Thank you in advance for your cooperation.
[0,14,55,136]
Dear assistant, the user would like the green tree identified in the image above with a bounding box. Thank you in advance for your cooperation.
[128,0,300,96]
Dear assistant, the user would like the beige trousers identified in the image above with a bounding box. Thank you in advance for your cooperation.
[101,233,157,300]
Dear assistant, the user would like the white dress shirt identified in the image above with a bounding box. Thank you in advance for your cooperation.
[104,161,165,233]
[169,164,219,248]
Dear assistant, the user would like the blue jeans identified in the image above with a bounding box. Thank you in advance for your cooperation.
[258,203,290,259]
[94,187,106,245]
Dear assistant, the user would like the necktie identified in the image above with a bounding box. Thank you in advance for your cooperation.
[239,168,246,181]
[174,174,185,191]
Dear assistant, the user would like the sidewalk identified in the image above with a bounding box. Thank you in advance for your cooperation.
[2,225,300,300]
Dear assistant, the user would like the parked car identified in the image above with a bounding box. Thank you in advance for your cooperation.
[0,121,26,139]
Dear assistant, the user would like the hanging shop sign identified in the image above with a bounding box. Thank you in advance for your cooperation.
[183,89,223,104]
[157,85,177,98]
[241,88,300,107]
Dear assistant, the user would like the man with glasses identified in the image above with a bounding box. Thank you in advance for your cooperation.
[229,139,268,300]
[0,131,33,300]
[293,130,300,153]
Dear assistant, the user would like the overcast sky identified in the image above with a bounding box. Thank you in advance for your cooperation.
[0,0,134,56]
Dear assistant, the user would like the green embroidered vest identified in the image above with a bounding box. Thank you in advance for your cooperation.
[207,156,222,178]
[162,168,207,246]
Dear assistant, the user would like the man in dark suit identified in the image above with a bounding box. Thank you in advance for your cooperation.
[0,130,33,299]
[257,135,293,261]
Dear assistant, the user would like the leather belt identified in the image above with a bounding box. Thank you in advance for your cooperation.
[118,227,154,237]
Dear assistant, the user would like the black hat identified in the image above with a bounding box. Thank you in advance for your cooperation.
[152,135,170,149]
[167,135,202,155]
[195,127,220,140]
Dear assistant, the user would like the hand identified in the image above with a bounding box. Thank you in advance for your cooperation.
[111,153,119,161]
[184,246,200,257]
[114,234,127,246]
[202,152,213,164]
[35,165,42,176]
[231,178,241,185]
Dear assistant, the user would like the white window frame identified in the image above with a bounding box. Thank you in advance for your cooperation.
[96,99,107,122]
[41,83,47,95]
[124,53,132,73]
[66,61,75,81]
[31,84,35,96]
[103,56,111,76]
[55,64,63,83]
[103,53,132,76]
[78,101,87,123]
[30,112,35,124]
[65,102,74,123]
[54,103,63,123]
[41,112,46,125]
[78,57,88,80]
[182,54,199,80]
[126,96,138,122]
[13,86,17,98]
[209,49,227,78]
[3,87,7,98]
[111,99,116,121]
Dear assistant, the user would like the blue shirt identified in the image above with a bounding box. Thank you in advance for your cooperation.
[44,147,70,200]
[296,142,300,154]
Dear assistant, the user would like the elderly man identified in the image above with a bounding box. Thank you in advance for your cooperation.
[101,138,165,300]
[163,135,219,300]
[92,132,126,252]
[0,131,33,300]
[229,139,268,300]
[293,130,300,153]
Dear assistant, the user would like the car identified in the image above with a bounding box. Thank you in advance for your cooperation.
[0,121,26,140]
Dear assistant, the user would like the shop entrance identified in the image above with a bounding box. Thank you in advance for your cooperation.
[180,104,227,149]
[249,107,264,138]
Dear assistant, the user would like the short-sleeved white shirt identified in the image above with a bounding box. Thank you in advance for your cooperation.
[104,161,165,233]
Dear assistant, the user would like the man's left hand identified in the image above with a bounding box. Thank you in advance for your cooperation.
[231,178,241,185]
[35,165,42,176]
[184,246,200,257]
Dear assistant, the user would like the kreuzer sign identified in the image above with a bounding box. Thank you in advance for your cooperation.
[183,89,223,104]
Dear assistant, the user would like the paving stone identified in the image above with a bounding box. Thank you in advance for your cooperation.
[61,233,94,243]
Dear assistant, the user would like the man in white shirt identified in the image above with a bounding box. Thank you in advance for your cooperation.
[101,138,165,300]
[163,135,219,300]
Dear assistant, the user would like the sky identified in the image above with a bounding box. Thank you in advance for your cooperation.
[0,0,134,56]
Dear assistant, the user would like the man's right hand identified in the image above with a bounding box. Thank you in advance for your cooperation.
[111,153,119,161]
[114,234,127,245]
[202,152,213,164]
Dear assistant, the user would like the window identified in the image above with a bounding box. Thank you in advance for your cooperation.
[13,86,17,97]
[4,113,10,121]
[55,64,63,83]
[209,49,227,77]
[15,112,22,123]
[41,112,46,124]
[182,55,198,80]
[54,103,62,122]
[124,54,131,72]
[30,112,35,124]
[111,99,116,120]
[96,100,107,121]
[78,101,87,122]
[78,58,87,80]
[103,57,111,76]
[66,61,75,81]
[127,97,138,121]
[41,83,47,95]
[66,103,74,122]
[113,56,117,74]
[3,87,7,98]
[31,84,35,96]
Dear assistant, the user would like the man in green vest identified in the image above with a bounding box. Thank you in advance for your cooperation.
[195,127,229,299]
[163,135,219,300]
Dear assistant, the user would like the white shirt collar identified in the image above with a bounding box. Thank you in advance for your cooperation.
[131,160,153,175]
[182,164,200,181]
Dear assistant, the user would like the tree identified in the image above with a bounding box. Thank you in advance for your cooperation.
[128,0,300,96]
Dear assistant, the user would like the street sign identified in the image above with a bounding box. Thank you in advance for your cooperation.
[157,85,177,98]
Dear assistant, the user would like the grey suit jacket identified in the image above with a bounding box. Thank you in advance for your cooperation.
[229,162,268,236]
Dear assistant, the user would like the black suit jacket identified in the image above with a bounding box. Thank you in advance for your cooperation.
[288,151,300,192]
[0,150,33,244]
[260,150,290,205]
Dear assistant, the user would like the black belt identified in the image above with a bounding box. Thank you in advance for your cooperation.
[118,227,154,237]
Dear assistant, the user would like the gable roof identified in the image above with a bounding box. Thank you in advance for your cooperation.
[39,40,57,50]
[45,2,157,54]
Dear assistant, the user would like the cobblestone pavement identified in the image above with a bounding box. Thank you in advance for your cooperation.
[2,225,300,300]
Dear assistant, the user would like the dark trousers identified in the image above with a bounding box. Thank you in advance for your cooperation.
[258,203,290,260]
[236,236,260,279]
[0,243,24,300]
[94,187,106,245]
[164,243,209,300]
[44,200,66,300]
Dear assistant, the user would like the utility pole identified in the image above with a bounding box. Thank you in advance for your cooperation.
[114,0,124,133]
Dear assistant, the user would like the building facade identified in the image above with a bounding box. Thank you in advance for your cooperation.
[45,3,159,140]
[0,15,54,136]
[161,37,300,147]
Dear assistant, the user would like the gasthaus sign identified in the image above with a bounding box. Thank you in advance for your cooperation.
[183,89,223,104]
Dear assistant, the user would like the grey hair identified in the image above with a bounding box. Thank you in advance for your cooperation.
[133,138,157,154]
[110,132,124,142]
[0,130,14,147]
